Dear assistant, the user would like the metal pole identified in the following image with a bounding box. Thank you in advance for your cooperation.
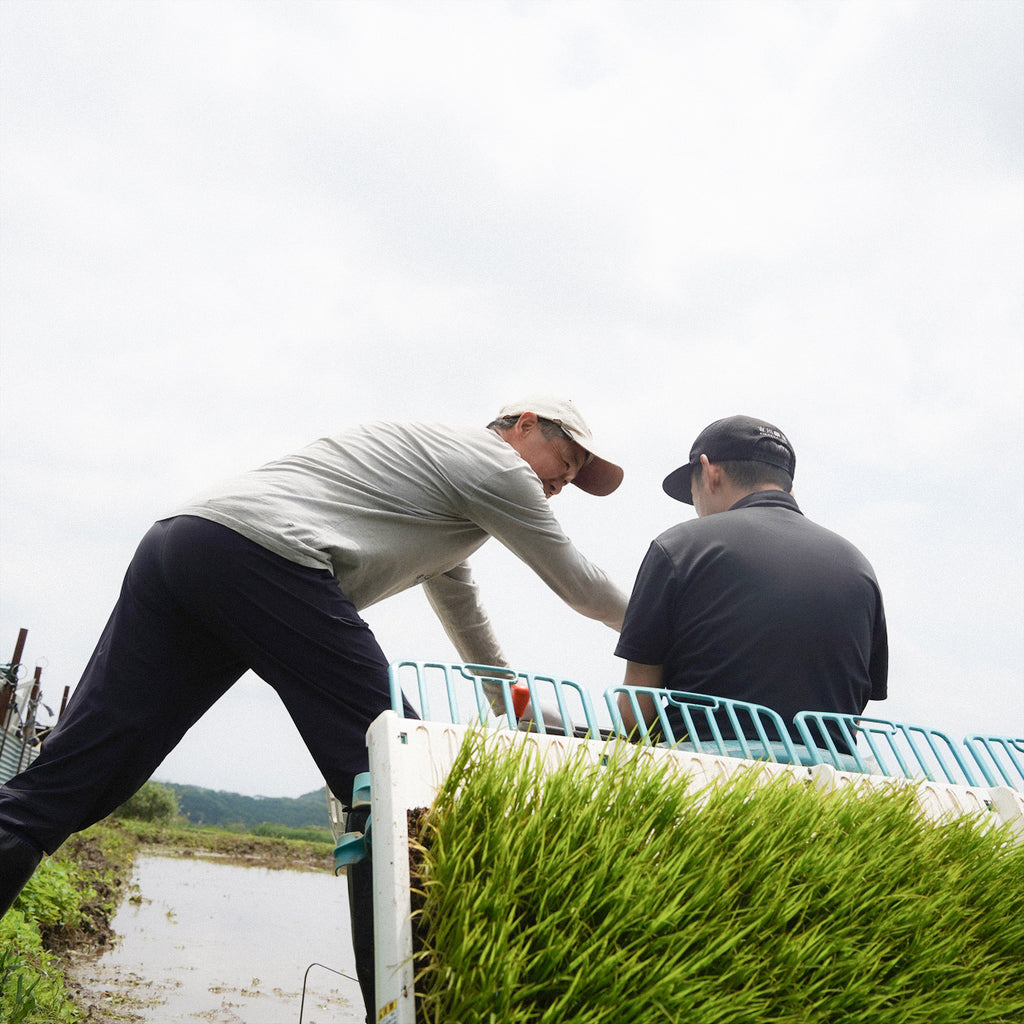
[10,628,27,670]
[0,628,28,761]
[16,670,42,774]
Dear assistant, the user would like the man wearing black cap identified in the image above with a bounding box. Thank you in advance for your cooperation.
[615,415,887,753]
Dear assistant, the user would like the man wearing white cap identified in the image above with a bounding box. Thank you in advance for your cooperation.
[0,394,627,1021]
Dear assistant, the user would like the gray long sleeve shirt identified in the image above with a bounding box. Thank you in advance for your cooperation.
[171,421,627,667]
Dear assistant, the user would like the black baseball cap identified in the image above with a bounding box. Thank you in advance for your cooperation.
[662,415,796,504]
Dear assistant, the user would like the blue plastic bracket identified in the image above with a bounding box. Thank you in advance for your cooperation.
[352,771,372,809]
[334,830,367,872]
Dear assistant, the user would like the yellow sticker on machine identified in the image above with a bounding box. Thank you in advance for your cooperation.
[376,999,398,1023]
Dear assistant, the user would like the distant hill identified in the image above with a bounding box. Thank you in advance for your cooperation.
[161,783,332,830]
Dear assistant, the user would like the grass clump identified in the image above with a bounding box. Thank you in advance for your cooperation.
[411,732,1024,1024]
[0,822,135,1024]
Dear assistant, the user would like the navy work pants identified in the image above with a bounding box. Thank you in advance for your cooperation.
[0,515,412,1019]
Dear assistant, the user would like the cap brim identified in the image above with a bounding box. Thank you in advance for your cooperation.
[572,455,624,496]
[556,423,623,496]
[662,464,695,504]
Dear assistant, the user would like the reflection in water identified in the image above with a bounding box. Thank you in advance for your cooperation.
[92,853,365,1024]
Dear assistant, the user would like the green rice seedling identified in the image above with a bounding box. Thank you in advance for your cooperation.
[409,731,1024,1024]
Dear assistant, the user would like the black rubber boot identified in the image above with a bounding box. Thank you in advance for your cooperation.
[345,807,375,1024]
[0,826,44,917]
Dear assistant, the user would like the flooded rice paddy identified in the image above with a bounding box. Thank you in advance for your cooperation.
[70,852,366,1023]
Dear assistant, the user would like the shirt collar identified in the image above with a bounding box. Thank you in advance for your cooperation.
[729,489,803,514]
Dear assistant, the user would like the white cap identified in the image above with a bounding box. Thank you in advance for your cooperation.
[497,395,624,496]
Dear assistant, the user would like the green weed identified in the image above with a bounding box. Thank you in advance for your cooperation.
[0,927,80,1024]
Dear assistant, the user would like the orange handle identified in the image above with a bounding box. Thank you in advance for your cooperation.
[511,682,531,719]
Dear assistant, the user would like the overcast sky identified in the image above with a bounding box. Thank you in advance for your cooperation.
[1,0,1021,798]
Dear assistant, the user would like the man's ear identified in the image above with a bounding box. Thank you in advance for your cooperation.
[701,455,724,491]
[515,411,539,436]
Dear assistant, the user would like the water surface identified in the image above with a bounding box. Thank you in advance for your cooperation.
[83,852,365,1023]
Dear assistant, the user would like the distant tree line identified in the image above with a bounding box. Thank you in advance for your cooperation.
[158,782,331,831]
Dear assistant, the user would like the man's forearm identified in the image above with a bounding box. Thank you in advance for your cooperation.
[618,661,664,732]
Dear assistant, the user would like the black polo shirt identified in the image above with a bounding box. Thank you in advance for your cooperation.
[615,491,887,742]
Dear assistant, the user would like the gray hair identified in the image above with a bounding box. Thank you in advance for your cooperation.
[487,415,572,442]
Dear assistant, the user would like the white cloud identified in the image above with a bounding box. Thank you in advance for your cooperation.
[2,0,1021,796]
